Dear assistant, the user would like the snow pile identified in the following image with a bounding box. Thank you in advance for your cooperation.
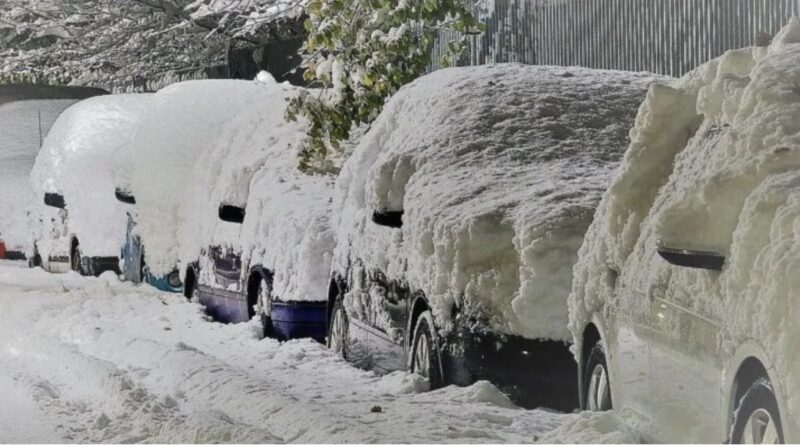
[119,80,273,275]
[536,411,643,444]
[569,18,800,428]
[177,80,336,302]
[0,99,77,252]
[334,64,661,340]
[30,94,151,259]
[0,261,575,443]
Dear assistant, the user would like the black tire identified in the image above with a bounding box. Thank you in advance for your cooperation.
[253,279,275,339]
[327,298,349,359]
[731,378,784,444]
[71,243,83,275]
[410,312,443,389]
[582,343,612,411]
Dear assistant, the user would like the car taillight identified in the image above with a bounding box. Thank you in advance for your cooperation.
[0,240,5,259]
[167,270,182,288]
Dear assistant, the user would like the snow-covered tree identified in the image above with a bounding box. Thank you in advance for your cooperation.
[286,0,483,173]
[0,0,305,90]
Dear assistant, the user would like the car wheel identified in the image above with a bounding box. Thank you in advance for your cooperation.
[71,244,83,274]
[327,298,348,358]
[411,311,443,389]
[190,285,201,304]
[255,279,275,339]
[731,378,784,444]
[583,343,612,411]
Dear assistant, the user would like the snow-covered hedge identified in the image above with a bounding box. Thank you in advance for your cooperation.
[118,79,273,276]
[0,99,78,253]
[178,76,335,302]
[334,64,661,340]
[30,94,151,260]
[569,18,800,423]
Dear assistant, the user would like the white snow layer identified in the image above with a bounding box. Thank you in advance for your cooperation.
[0,99,78,252]
[30,94,151,259]
[178,80,336,303]
[334,64,661,340]
[0,260,584,443]
[119,80,276,276]
[568,18,800,427]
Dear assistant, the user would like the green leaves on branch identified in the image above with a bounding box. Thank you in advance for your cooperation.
[287,0,483,173]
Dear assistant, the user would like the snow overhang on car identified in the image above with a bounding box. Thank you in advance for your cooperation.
[656,240,725,271]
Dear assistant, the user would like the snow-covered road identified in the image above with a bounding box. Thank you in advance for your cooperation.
[0,261,632,443]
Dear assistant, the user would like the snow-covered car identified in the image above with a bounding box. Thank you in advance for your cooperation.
[0,99,85,261]
[568,21,800,442]
[179,79,335,341]
[117,78,285,296]
[329,64,659,410]
[30,94,150,276]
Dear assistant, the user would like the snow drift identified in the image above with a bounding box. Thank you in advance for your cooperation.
[334,64,661,340]
[0,99,78,253]
[568,18,800,431]
[178,77,336,302]
[30,94,151,261]
[119,80,273,276]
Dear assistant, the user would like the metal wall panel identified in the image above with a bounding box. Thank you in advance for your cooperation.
[432,0,800,76]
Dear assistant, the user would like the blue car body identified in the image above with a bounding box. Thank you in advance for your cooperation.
[120,212,182,293]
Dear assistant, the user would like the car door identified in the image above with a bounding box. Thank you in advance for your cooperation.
[645,269,723,442]
[205,246,246,323]
[364,270,408,372]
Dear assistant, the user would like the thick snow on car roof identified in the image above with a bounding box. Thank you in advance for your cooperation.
[121,79,273,275]
[30,94,151,257]
[335,63,661,340]
[178,77,335,302]
[0,99,78,252]
[568,19,800,429]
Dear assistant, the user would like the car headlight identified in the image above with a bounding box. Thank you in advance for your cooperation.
[167,270,182,288]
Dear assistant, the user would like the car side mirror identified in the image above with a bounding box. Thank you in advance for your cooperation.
[372,210,403,228]
[43,193,65,209]
[656,240,724,271]
[219,204,245,224]
[115,188,136,205]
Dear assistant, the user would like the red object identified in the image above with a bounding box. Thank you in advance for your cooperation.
[0,240,6,259]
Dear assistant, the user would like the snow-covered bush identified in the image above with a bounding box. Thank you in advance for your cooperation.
[334,63,661,340]
[287,0,483,172]
[29,94,151,262]
[568,18,800,430]
[0,99,79,255]
[178,77,335,302]
[118,79,273,276]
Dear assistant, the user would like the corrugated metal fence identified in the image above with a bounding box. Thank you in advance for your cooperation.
[432,0,800,76]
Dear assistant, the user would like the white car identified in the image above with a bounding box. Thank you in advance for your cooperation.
[0,98,85,261]
[179,77,335,341]
[329,64,660,410]
[30,94,150,275]
[569,21,800,442]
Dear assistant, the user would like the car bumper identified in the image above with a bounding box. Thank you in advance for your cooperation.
[3,250,26,261]
[86,256,121,276]
[145,270,183,293]
[271,301,327,343]
[440,326,579,411]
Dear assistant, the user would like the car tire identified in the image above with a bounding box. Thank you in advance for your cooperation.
[71,244,84,275]
[731,378,784,444]
[410,311,443,389]
[583,343,612,411]
[327,298,349,359]
[254,279,275,339]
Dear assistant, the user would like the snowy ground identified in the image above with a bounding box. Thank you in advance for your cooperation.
[0,260,634,443]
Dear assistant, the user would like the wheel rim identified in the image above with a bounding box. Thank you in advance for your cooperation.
[743,408,779,444]
[413,332,431,379]
[587,363,610,411]
[329,307,345,355]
